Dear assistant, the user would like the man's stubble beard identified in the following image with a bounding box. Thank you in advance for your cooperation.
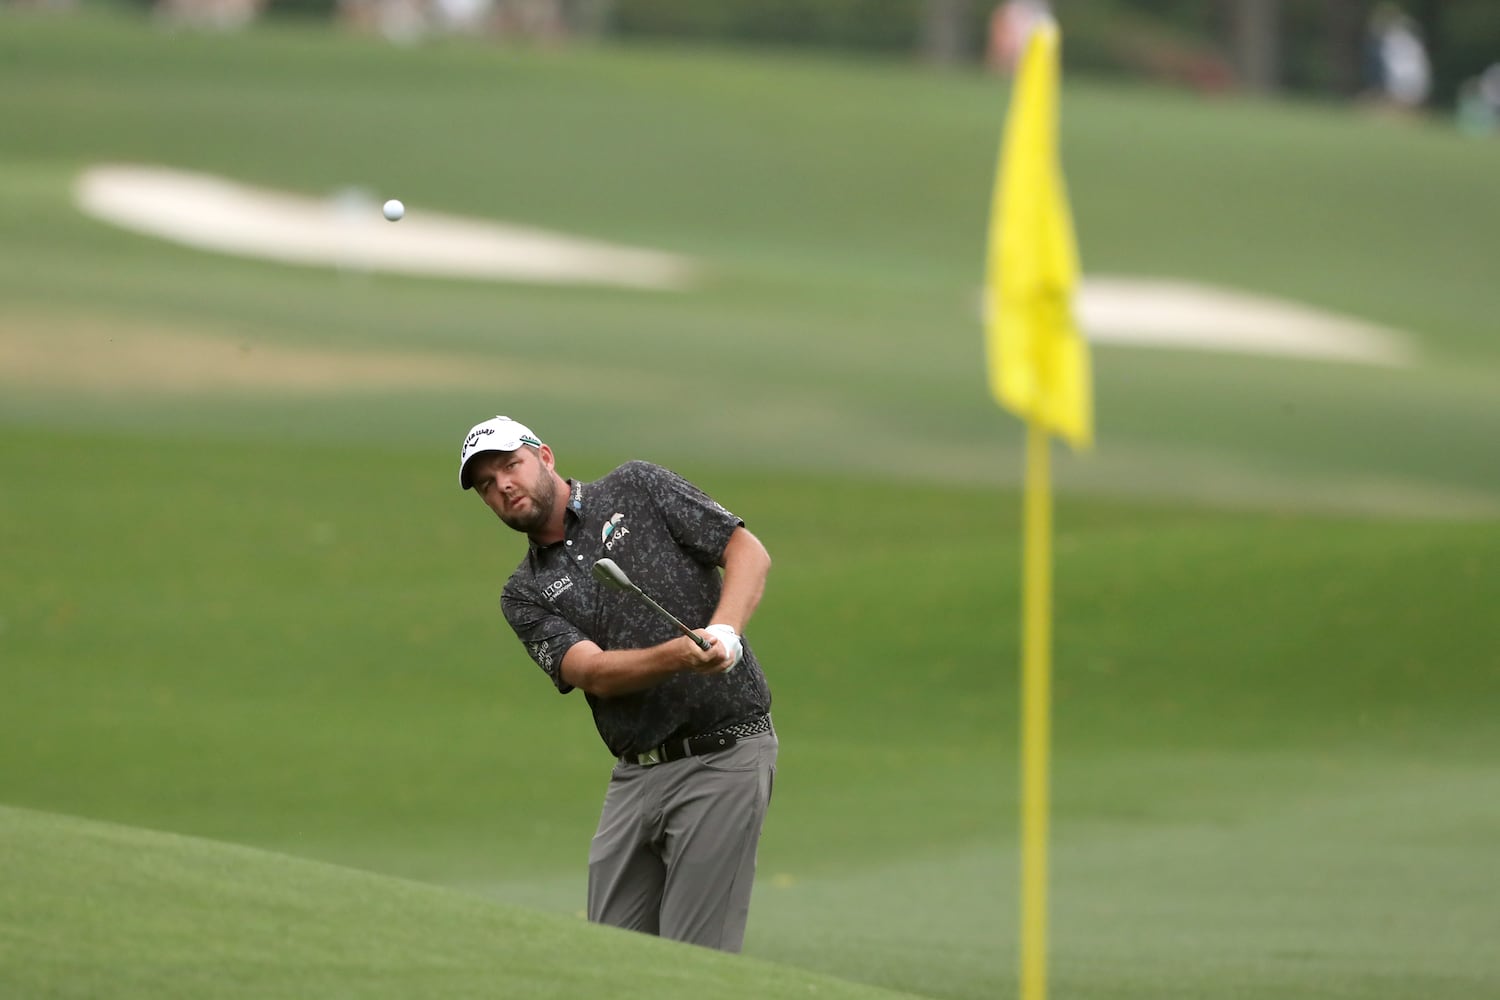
[501,464,557,535]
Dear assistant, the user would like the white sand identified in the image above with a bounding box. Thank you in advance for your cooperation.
[74,164,695,291]
[1078,276,1412,366]
[74,163,1414,366]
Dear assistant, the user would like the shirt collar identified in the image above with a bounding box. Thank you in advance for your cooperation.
[526,479,585,559]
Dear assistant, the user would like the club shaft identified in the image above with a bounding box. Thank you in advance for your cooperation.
[631,588,712,650]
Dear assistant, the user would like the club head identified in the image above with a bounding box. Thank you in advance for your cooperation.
[592,558,635,592]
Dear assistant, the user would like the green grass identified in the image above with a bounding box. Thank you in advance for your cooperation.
[4,9,1500,513]
[1,9,1498,1000]
[3,427,1497,998]
[0,805,925,1000]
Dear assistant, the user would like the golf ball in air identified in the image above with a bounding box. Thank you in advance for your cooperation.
[382,199,404,222]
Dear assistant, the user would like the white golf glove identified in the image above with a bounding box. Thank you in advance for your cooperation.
[704,624,742,672]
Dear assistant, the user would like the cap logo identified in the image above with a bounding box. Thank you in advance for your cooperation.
[462,426,493,457]
[458,417,541,489]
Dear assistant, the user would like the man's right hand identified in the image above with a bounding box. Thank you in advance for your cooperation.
[681,631,736,674]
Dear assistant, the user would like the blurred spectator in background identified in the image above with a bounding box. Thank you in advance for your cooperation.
[1456,63,1500,137]
[153,0,263,31]
[986,0,1050,75]
[336,0,578,44]
[430,0,494,35]
[337,0,427,42]
[491,0,568,42]
[1363,2,1431,111]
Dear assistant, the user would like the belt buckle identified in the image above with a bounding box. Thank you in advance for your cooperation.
[638,748,662,766]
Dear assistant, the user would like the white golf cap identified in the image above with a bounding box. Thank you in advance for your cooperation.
[459,416,543,489]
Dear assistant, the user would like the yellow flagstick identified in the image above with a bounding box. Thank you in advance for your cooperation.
[981,19,1092,1000]
[1019,421,1052,1000]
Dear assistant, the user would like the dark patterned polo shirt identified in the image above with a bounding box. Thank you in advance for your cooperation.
[500,461,772,758]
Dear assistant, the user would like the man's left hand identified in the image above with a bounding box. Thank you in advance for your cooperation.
[704,624,742,672]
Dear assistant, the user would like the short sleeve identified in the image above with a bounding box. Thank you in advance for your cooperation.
[501,584,585,694]
[627,461,743,565]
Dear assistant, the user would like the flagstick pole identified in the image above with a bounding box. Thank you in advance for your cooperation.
[1019,419,1052,1000]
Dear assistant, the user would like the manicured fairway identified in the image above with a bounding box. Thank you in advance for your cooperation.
[0,805,927,1000]
[2,11,1497,1000]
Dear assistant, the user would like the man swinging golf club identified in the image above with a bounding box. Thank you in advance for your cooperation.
[458,415,777,953]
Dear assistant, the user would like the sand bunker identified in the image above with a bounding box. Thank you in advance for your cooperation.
[74,165,694,291]
[73,163,1414,366]
[1078,277,1412,366]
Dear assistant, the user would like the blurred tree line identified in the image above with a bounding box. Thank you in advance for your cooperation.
[135,0,1500,108]
[592,0,1500,107]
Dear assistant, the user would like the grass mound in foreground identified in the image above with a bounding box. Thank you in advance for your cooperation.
[0,804,921,1000]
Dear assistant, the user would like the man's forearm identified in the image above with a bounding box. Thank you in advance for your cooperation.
[713,528,771,633]
[561,631,731,698]
[560,640,685,698]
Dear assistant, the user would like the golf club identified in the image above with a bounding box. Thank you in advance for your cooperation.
[592,558,713,651]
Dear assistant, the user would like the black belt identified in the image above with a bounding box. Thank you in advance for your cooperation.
[623,714,771,767]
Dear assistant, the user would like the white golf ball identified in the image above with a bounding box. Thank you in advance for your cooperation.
[382,198,404,222]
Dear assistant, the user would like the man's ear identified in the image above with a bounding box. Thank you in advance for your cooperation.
[537,444,556,471]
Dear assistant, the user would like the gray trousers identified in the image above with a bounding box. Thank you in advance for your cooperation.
[587,729,777,952]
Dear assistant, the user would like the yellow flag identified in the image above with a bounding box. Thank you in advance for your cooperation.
[984,21,1093,449]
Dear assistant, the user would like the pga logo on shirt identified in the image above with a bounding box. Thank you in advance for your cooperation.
[602,513,630,552]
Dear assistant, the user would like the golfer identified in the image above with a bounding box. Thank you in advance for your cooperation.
[458,415,777,953]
